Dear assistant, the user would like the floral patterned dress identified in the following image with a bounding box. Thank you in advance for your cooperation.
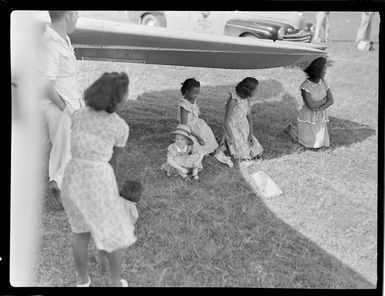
[297,79,330,148]
[177,98,219,156]
[225,93,263,160]
[61,107,137,253]
[161,143,202,175]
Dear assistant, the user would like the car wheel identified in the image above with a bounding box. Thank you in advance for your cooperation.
[141,14,161,26]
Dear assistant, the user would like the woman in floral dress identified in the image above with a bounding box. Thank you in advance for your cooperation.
[61,72,134,287]
[223,77,263,164]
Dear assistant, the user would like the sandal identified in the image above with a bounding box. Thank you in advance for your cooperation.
[77,276,91,287]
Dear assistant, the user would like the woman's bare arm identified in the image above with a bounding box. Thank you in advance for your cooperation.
[316,89,334,111]
[301,90,327,110]
[224,96,235,142]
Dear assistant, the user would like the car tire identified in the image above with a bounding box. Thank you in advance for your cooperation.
[141,14,165,27]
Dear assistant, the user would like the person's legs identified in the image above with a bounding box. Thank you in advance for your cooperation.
[356,12,371,43]
[72,232,91,285]
[43,103,62,145]
[313,12,326,42]
[324,14,330,42]
[96,250,108,274]
[49,107,73,190]
[104,249,124,287]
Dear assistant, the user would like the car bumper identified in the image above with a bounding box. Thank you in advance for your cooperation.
[283,31,312,43]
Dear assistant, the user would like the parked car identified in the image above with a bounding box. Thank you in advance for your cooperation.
[127,11,314,43]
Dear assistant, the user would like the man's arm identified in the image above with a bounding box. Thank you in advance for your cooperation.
[46,82,66,111]
[39,42,67,110]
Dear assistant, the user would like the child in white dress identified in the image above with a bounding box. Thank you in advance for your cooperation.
[161,124,203,180]
[178,78,233,168]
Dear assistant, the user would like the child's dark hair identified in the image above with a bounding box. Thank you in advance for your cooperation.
[235,77,259,99]
[304,57,327,81]
[180,78,200,96]
[84,72,129,113]
[120,180,143,203]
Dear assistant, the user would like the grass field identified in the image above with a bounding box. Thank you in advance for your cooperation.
[33,12,379,287]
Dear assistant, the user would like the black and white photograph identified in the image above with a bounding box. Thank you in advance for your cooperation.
[6,5,383,292]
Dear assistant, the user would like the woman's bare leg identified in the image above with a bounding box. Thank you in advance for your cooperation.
[72,232,91,284]
[104,249,123,287]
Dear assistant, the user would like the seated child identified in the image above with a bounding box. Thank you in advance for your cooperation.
[161,124,203,180]
[97,179,143,274]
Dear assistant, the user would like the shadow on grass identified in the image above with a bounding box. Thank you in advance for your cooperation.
[37,79,377,288]
[105,79,378,288]
[114,147,376,288]
[122,79,375,161]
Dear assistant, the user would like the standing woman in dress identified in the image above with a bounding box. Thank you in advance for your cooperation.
[223,77,264,165]
[287,57,334,149]
[61,72,135,287]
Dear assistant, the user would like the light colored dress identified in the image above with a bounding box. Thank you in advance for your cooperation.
[297,79,330,148]
[61,107,137,253]
[225,93,263,160]
[177,98,218,156]
[161,143,202,175]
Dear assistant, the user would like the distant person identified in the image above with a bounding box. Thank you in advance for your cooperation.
[223,77,264,166]
[313,12,330,43]
[356,12,375,51]
[285,57,334,150]
[61,72,135,287]
[177,78,234,167]
[38,11,82,205]
[161,124,203,180]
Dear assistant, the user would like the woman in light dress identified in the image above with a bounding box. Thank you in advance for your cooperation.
[61,72,135,287]
[286,57,334,149]
[177,78,233,168]
[223,77,264,165]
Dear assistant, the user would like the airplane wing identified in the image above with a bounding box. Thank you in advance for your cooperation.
[33,13,326,70]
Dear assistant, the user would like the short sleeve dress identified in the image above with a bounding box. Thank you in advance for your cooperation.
[61,107,137,253]
[224,93,263,160]
[177,98,219,156]
[297,79,330,148]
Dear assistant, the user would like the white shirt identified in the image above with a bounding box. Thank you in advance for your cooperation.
[175,144,188,154]
[38,25,83,110]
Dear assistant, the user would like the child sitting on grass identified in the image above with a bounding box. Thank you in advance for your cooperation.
[161,124,203,180]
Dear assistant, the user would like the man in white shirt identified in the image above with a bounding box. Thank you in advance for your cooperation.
[38,11,82,203]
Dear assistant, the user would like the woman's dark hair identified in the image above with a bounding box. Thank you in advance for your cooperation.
[235,77,259,99]
[304,57,327,81]
[84,72,129,113]
[180,78,200,95]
